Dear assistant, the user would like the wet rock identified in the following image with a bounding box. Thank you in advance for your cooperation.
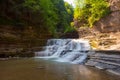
[86,51,120,75]
[107,69,120,76]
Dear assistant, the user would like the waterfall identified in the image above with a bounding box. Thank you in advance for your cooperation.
[35,39,91,64]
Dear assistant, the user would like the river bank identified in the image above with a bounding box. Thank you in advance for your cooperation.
[86,50,120,76]
[77,27,120,75]
[0,50,120,76]
[0,45,44,58]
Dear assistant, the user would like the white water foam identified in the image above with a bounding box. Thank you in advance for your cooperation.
[35,39,91,64]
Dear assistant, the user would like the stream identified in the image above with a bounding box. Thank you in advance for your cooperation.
[0,58,120,80]
[0,39,120,80]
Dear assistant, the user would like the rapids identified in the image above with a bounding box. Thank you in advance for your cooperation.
[35,39,91,64]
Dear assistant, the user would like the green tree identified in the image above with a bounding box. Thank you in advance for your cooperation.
[74,0,110,28]
[24,0,58,35]
[64,2,74,23]
[51,0,69,33]
[0,0,74,37]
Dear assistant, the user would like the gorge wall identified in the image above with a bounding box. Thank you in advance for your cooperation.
[94,0,120,32]
[78,0,120,50]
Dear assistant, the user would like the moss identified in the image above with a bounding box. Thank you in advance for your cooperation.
[90,40,98,49]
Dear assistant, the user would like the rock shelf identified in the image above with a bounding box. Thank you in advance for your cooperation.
[86,51,120,75]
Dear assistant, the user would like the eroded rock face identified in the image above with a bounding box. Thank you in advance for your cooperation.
[94,0,120,32]
[86,51,120,75]
[109,0,120,11]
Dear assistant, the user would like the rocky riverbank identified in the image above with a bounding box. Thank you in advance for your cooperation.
[86,50,120,76]
[0,25,51,58]
[0,46,45,58]
[78,27,120,50]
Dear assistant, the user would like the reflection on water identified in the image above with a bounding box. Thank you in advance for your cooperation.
[0,58,120,80]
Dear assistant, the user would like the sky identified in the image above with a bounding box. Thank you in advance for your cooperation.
[64,0,74,6]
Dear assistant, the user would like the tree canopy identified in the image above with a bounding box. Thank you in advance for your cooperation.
[0,0,111,37]
[74,0,110,28]
[0,0,74,37]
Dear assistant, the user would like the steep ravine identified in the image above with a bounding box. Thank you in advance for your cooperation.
[78,0,120,74]
[78,0,120,50]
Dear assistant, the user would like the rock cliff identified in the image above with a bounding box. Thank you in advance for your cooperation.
[94,0,120,32]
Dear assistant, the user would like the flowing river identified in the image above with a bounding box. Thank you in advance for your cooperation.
[0,58,120,80]
[0,39,120,80]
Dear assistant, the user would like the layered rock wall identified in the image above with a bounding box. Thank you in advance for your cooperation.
[86,51,120,75]
[94,0,120,32]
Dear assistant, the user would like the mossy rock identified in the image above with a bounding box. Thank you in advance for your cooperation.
[90,40,99,49]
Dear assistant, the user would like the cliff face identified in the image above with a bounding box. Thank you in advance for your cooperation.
[94,0,120,32]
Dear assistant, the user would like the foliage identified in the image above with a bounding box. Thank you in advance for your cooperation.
[51,0,73,34]
[74,0,110,28]
[64,2,74,22]
[23,0,58,35]
[90,40,98,49]
[0,0,74,37]
[24,0,74,35]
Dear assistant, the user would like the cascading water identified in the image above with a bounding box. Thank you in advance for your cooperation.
[35,39,91,64]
